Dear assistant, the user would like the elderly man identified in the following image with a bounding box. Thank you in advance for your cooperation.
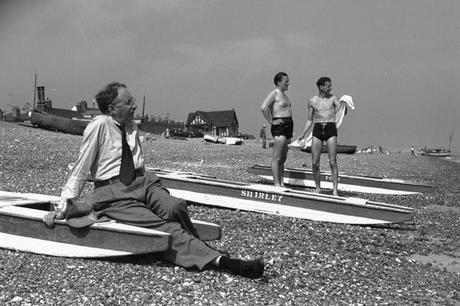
[44,82,264,279]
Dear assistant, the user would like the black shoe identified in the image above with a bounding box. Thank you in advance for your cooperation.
[239,257,265,279]
[219,256,265,279]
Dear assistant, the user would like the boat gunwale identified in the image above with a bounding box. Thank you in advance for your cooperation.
[0,205,171,237]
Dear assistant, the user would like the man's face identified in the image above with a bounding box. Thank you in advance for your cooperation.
[278,75,290,91]
[320,81,332,95]
[111,87,137,124]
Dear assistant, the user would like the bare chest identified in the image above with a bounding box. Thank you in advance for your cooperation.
[275,91,291,108]
[311,97,335,112]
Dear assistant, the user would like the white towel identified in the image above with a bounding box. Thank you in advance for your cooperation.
[289,95,355,149]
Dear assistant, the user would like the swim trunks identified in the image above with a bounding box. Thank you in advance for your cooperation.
[312,122,337,142]
[271,117,293,139]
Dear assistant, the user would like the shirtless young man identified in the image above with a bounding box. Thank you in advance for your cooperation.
[261,72,293,187]
[299,77,339,196]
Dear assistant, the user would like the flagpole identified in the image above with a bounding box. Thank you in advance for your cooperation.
[142,95,145,118]
[33,71,38,110]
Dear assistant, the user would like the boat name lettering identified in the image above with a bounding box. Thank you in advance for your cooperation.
[323,175,340,182]
[241,190,283,202]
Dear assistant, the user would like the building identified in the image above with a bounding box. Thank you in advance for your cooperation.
[138,117,185,135]
[185,109,239,136]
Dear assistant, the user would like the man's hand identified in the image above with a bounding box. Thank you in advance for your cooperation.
[43,199,69,228]
[43,211,57,228]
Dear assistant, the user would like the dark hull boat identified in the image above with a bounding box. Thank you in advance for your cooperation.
[146,168,415,225]
[301,144,357,154]
[30,110,89,136]
[0,191,220,258]
[248,164,434,195]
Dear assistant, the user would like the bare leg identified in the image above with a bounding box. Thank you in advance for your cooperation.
[326,136,338,196]
[311,137,323,193]
[279,137,291,187]
[272,135,288,187]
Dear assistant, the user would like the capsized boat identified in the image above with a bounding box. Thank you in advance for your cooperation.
[145,168,415,225]
[248,164,434,195]
[0,191,220,258]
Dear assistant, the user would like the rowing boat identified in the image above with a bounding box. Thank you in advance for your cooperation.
[204,135,244,145]
[419,149,451,157]
[0,191,221,258]
[248,164,434,195]
[145,168,415,225]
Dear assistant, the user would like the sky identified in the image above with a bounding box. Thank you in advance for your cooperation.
[1,0,459,152]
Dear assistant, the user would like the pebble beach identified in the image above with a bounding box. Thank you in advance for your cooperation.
[0,121,459,305]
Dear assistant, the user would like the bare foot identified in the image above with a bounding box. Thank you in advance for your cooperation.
[332,190,339,197]
[314,188,321,194]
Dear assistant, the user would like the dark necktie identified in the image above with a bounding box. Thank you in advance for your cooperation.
[119,125,135,185]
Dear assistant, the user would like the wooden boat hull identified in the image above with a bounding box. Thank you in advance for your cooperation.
[0,191,220,258]
[204,135,243,145]
[420,150,450,157]
[30,110,89,136]
[146,168,415,225]
[301,145,357,154]
[248,164,434,195]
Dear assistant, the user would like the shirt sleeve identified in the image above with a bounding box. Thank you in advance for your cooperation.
[60,120,104,201]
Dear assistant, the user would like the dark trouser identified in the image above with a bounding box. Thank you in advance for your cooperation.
[90,172,220,270]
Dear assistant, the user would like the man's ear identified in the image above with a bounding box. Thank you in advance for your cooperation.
[107,103,115,114]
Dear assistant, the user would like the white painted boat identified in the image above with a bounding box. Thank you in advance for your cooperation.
[223,137,243,145]
[248,164,434,195]
[0,191,220,258]
[203,135,243,145]
[204,134,220,143]
[146,168,415,225]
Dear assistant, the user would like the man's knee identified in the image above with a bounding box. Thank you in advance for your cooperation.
[312,161,320,171]
[272,153,283,163]
[329,158,337,169]
[170,199,188,215]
